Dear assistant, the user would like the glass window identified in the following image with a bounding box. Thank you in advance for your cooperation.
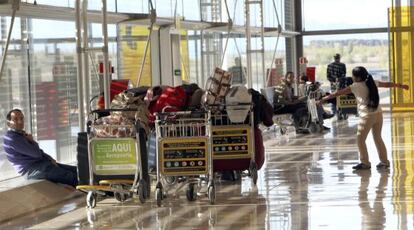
[115,0,141,13]
[23,0,73,8]
[30,19,79,164]
[0,17,30,180]
[263,0,285,28]
[303,0,391,30]
[303,33,390,105]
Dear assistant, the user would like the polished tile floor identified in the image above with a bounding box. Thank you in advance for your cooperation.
[1,112,414,230]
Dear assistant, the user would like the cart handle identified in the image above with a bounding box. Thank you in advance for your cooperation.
[207,103,252,107]
[155,110,207,116]
[90,108,139,114]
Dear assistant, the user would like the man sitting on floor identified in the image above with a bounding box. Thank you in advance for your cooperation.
[2,109,78,187]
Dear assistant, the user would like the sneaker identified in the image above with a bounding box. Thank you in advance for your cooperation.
[352,163,371,170]
[376,162,390,169]
[323,113,335,119]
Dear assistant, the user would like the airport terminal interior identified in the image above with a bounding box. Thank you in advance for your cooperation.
[0,0,413,229]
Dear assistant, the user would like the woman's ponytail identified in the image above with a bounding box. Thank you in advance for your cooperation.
[365,74,379,110]
[352,66,380,111]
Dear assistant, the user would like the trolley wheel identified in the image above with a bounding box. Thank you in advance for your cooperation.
[165,176,177,185]
[143,179,150,199]
[114,192,127,202]
[155,188,162,207]
[309,123,319,134]
[337,112,344,120]
[137,181,146,204]
[316,124,323,133]
[87,191,97,209]
[186,183,197,202]
[208,185,216,205]
[250,162,258,185]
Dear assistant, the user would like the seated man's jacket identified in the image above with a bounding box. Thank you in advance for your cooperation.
[2,129,53,175]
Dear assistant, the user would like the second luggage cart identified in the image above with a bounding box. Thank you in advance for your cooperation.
[209,103,258,184]
[154,110,215,207]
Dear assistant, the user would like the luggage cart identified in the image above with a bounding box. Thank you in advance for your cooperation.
[336,94,357,120]
[306,90,324,133]
[335,77,358,120]
[209,103,258,185]
[76,109,150,208]
[154,110,215,207]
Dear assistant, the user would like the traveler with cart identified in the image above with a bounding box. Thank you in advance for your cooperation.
[319,66,409,170]
[3,109,78,187]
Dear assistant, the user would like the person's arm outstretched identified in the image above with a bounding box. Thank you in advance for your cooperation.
[318,87,352,105]
[377,81,409,90]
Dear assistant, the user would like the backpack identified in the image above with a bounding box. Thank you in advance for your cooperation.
[250,88,274,127]
[149,86,188,122]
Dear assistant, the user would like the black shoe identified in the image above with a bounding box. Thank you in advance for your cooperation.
[323,113,335,119]
[376,162,390,169]
[296,129,310,134]
[352,163,371,170]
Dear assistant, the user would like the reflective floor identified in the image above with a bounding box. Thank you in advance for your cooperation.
[1,112,414,230]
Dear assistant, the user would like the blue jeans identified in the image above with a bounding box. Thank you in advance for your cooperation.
[26,161,78,187]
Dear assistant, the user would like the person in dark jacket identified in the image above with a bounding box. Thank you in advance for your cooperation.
[2,109,78,187]
[327,53,346,114]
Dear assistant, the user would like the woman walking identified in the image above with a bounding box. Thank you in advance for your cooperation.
[319,66,409,170]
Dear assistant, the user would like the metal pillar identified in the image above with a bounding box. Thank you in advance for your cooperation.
[101,0,110,109]
[293,0,303,74]
[0,0,19,82]
[75,0,85,132]
[284,0,295,72]
[82,0,92,115]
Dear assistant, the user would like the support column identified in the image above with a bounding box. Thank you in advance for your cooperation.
[293,0,303,74]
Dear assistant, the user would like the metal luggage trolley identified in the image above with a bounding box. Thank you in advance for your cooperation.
[335,77,358,120]
[154,110,215,207]
[306,91,324,133]
[209,103,258,185]
[76,109,150,208]
[336,94,357,120]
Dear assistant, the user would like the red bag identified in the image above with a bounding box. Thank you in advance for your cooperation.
[149,86,188,122]
[213,127,265,171]
[97,80,130,109]
[254,127,265,170]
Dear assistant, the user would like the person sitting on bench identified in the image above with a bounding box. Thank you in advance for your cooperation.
[274,72,332,131]
[273,72,309,128]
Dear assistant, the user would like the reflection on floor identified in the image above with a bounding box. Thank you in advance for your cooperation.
[1,112,413,229]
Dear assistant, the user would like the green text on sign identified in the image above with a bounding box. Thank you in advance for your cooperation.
[91,138,137,175]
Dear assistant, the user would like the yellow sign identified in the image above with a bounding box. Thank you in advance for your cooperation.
[119,25,152,86]
[119,25,190,86]
[160,137,208,176]
[212,126,252,159]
